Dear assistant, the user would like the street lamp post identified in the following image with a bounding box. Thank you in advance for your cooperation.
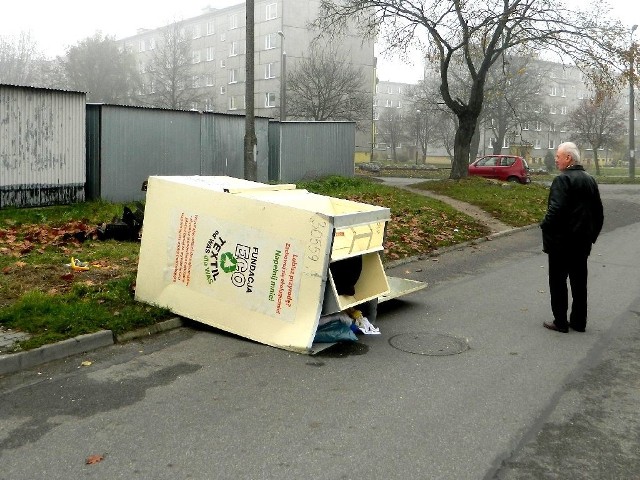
[415,110,420,165]
[630,24,638,179]
[277,30,287,121]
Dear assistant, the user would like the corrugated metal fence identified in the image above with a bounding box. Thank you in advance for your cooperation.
[87,105,270,202]
[0,85,86,208]
[269,121,356,183]
[1,85,356,207]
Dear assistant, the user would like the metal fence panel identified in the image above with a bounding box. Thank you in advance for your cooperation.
[272,121,355,183]
[0,85,86,208]
[96,105,202,203]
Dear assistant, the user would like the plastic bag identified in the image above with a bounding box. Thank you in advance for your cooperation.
[314,319,358,343]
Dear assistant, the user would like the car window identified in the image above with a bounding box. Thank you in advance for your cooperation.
[478,157,498,166]
[501,157,515,166]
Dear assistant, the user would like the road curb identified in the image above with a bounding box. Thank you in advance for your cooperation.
[115,317,184,343]
[0,330,115,376]
[385,223,539,269]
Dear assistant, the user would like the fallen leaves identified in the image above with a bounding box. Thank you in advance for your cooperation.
[0,221,99,257]
[85,454,104,465]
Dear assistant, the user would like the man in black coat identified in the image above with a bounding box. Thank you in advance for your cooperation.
[540,142,604,333]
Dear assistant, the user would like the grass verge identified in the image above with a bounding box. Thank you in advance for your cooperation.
[411,176,549,227]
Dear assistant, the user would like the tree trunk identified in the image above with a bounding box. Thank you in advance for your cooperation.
[243,0,257,181]
[593,149,600,175]
[450,113,476,179]
[470,125,481,161]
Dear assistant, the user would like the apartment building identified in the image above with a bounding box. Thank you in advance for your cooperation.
[118,0,375,153]
[374,59,631,165]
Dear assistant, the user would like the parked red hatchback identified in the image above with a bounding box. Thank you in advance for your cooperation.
[468,155,531,184]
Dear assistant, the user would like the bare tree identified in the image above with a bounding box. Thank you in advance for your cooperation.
[145,22,206,110]
[286,43,371,123]
[483,57,546,154]
[566,93,625,175]
[315,0,624,179]
[63,32,140,103]
[377,108,410,162]
[0,33,46,86]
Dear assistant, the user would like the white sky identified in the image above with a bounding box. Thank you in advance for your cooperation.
[1,0,639,84]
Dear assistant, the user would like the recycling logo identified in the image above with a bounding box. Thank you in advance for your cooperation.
[220,252,237,273]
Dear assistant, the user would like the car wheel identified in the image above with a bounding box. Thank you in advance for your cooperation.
[507,176,519,183]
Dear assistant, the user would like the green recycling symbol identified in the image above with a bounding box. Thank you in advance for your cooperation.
[220,252,237,273]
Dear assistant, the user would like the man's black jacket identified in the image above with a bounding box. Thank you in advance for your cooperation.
[540,165,604,255]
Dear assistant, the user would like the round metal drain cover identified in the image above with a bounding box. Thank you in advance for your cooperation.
[389,332,469,356]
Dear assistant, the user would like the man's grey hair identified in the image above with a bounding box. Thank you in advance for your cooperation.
[558,142,581,164]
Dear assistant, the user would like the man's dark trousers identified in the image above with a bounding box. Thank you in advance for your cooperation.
[548,251,589,330]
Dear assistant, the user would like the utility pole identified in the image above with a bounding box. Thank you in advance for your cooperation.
[630,25,638,179]
[277,31,286,121]
[244,0,257,181]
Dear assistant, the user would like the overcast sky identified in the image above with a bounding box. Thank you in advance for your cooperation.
[1,0,638,84]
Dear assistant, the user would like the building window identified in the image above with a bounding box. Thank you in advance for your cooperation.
[550,105,557,114]
[265,33,276,49]
[204,99,214,111]
[397,101,402,108]
[220,59,226,68]
[207,47,215,61]
[265,63,276,79]
[229,68,238,84]
[192,51,201,64]
[192,25,201,39]
[373,111,379,120]
[220,85,227,94]
[549,86,557,96]
[149,38,156,50]
[398,86,403,94]
[548,138,555,149]
[206,75,214,86]
[522,122,529,131]
[266,3,277,20]
[220,33,226,42]
[373,98,377,107]
[561,87,566,97]
[265,92,276,107]
[139,40,146,52]
[229,41,238,56]
[534,139,541,149]
[549,123,556,132]
[192,76,200,88]
[229,14,238,29]
[561,106,568,115]
[207,21,215,36]
[229,96,237,110]
[535,121,542,131]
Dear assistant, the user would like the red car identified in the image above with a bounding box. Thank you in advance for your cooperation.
[468,155,531,184]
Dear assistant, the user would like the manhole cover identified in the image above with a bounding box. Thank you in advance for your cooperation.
[389,332,469,356]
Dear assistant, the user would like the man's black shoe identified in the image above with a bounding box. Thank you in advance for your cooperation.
[543,321,569,333]
[569,324,586,332]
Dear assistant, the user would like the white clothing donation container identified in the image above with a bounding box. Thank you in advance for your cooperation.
[135,175,395,353]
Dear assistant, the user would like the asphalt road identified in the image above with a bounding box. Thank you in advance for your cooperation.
[1,184,639,479]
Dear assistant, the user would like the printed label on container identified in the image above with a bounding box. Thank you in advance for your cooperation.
[167,210,304,323]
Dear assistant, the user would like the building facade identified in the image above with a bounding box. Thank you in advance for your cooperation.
[118,0,375,154]
[374,59,633,166]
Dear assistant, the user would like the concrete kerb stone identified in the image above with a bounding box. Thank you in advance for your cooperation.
[0,318,185,376]
[0,330,115,376]
[384,223,539,269]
